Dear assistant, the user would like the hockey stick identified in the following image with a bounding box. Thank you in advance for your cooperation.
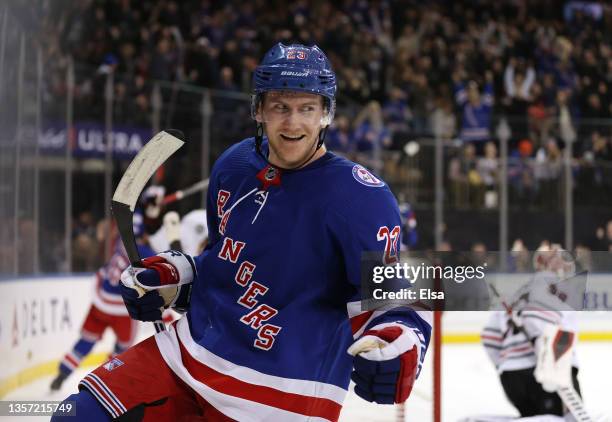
[487,281,593,421]
[111,129,185,333]
[162,178,210,205]
[557,386,593,422]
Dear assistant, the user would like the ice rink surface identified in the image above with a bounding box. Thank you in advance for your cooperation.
[4,342,611,421]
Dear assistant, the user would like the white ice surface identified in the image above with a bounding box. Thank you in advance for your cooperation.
[4,343,611,421]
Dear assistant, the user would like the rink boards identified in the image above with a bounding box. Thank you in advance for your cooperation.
[1,274,611,399]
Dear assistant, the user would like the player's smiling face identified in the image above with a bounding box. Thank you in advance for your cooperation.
[258,91,328,169]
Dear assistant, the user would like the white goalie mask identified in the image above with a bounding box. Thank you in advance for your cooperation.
[533,244,576,278]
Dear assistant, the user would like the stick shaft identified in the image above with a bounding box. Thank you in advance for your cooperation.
[111,201,142,267]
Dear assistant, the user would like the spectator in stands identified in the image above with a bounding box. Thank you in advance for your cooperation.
[341,67,370,105]
[470,242,488,267]
[592,221,612,271]
[353,101,391,172]
[534,139,563,207]
[17,0,611,258]
[594,220,612,252]
[382,86,412,138]
[326,114,355,157]
[551,37,578,93]
[217,66,238,92]
[508,139,536,205]
[43,0,608,139]
[509,139,536,205]
[454,71,494,151]
[576,131,612,205]
[438,240,453,252]
[574,244,593,273]
[149,36,178,82]
[430,96,456,140]
[526,82,551,148]
[504,57,536,139]
[509,239,531,272]
[579,91,610,141]
[185,37,219,88]
[72,212,99,272]
[477,142,499,209]
[448,143,483,208]
[408,71,431,136]
[129,93,151,127]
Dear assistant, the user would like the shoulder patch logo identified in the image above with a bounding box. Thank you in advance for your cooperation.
[103,357,124,372]
[352,165,384,187]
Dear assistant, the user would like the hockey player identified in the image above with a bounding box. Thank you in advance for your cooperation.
[399,202,418,251]
[148,208,209,256]
[49,212,156,392]
[481,244,582,418]
[49,185,195,392]
[53,43,431,421]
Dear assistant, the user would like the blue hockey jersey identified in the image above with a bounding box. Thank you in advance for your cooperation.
[155,138,432,421]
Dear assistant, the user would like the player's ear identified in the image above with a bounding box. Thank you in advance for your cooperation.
[254,107,263,123]
[251,94,264,123]
[320,98,334,127]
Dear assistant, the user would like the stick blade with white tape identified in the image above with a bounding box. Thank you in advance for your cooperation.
[111,130,183,265]
[113,130,184,211]
[111,130,184,334]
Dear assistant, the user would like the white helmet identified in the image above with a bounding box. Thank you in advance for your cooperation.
[180,209,208,255]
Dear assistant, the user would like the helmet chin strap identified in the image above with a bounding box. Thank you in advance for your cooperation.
[255,123,328,172]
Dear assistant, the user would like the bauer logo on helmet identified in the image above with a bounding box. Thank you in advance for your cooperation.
[280,71,309,77]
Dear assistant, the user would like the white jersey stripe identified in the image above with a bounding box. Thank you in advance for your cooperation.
[176,317,346,403]
[155,320,340,421]
[88,373,127,413]
[79,378,119,418]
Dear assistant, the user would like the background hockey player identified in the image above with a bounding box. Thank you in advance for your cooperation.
[53,42,431,421]
[49,211,155,392]
[399,201,418,251]
[148,208,209,256]
[481,244,582,418]
[49,187,202,392]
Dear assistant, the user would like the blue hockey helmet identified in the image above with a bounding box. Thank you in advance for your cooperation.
[252,43,337,126]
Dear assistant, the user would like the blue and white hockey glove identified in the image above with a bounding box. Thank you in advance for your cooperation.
[347,323,420,404]
[120,251,196,321]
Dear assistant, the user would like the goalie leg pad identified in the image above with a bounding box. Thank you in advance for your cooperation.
[500,367,581,417]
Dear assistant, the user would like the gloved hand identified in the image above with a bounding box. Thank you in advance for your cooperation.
[120,286,165,321]
[120,251,196,321]
[347,323,421,404]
